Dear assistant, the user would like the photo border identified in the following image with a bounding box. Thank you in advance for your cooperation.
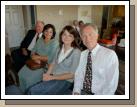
[1,1,134,104]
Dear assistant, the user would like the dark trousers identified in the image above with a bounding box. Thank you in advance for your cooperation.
[11,48,31,72]
[5,85,23,95]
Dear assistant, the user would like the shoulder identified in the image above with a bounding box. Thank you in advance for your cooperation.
[26,30,36,38]
[70,48,81,60]
[100,46,116,54]
[73,48,81,54]
[71,49,81,58]
[27,29,36,34]
[99,45,118,59]
[36,38,44,44]
[81,49,88,55]
[38,37,43,41]
[51,39,59,46]
[52,39,58,43]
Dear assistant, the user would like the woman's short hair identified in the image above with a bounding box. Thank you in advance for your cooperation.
[59,25,79,48]
[79,20,84,25]
[42,24,56,39]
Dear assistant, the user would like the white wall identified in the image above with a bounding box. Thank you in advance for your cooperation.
[36,5,104,37]
[78,6,91,23]
[91,5,103,33]
[36,5,78,39]
[5,5,25,48]
[78,5,103,33]
[22,6,32,34]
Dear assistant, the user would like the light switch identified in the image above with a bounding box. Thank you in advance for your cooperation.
[59,10,63,16]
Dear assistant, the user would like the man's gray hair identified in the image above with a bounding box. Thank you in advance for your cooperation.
[82,23,99,34]
[36,20,45,25]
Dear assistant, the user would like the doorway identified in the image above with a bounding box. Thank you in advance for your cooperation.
[5,5,36,48]
[100,6,109,38]
[5,5,25,48]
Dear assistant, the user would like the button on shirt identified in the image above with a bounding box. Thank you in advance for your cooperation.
[28,33,43,51]
[73,44,119,95]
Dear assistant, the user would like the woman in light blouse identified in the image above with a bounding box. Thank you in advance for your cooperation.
[27,25,81,95]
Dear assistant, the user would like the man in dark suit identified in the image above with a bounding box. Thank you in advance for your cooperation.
[11,21,44,72]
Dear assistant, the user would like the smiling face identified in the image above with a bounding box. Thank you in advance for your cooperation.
[43,28,53,41]
[62,30,74,46]
[81,26,98,50]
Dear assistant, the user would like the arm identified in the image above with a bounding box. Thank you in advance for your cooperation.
[51,49,81,81]
[103,51,119,95]
[21,48,28,56]
[72,65,84,95]
[39,55,48,62]
[31,53,41,64]
[46,64,54,75]
[31,39,48,62]
[43,49,81,82]
[43,59,74,81]
[21,30,34,55]
[42,64,54,81]
[31,53,48,64]
[53,73,74,80]
[42,51,57,80]
[20,30,36,49]
[73,52,85,95]
[47,40,59,64]
[45,47,59,75]
[43,73,74,81]
[31,54,48,61]
[111,34,117,45]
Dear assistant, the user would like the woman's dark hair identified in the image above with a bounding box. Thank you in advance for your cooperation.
[42,24,56,39]
[79,20,84,25]
[59,25,79,49]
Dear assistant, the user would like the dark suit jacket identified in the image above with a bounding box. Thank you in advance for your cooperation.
[20,30,36,49]
[11,30,37,71]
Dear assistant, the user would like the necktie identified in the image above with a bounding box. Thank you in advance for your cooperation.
[83,51,94,95]
[75,27,80,35]
[36,33,39,42]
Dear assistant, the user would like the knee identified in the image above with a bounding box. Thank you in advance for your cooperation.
[27,86,36,95]
[26,88,32,95]
[11,49,19,56]
[11,49,21,60]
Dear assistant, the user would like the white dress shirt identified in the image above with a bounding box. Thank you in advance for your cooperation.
[73,44,119,95]
[28,32,42,51]
[58,45,73,63]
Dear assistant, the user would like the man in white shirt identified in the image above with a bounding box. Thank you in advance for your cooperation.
[73,23,119,95]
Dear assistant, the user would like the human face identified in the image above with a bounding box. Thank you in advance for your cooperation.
[74,20,78,26]
[79,22,84,29]
[35,22,44,33]
[81,26,98,50]
[44,28,53,40]
[62,30,74,46]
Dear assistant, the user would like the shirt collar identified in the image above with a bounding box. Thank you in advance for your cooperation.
[88,43,100,56]
[61,44,73,53]
[38,32,43,38]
